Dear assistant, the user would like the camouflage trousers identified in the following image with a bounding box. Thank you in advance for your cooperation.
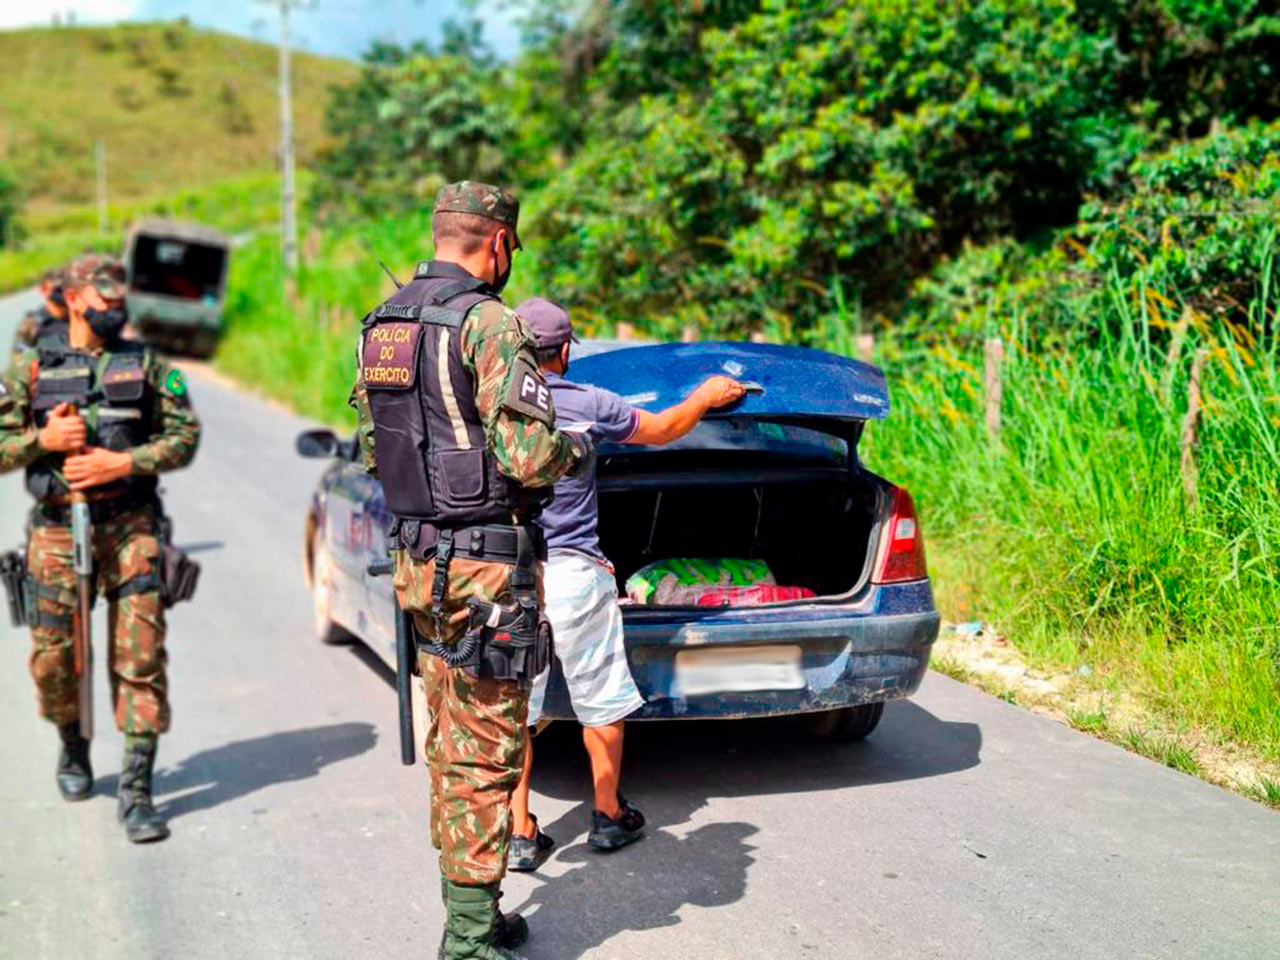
[395,551,536,887]
[27,505,169,735]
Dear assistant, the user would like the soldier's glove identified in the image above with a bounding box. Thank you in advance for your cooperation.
[565,430,597,479]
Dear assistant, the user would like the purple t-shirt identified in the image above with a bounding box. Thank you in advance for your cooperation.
[537,372,640,560]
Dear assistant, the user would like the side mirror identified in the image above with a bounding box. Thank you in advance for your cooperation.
[296,429,342,459]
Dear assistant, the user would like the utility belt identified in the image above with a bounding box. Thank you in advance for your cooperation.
[2,499,200,625]
[391,518,551,683]
[32,490,158,528]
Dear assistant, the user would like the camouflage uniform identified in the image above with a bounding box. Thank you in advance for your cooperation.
[354,183,585,950]
[11,267,69,370]
[0,257,200,736]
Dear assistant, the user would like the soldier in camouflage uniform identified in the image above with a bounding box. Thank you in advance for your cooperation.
[352,182,593,960]
[10,266,70,369]
[0,253,200,844]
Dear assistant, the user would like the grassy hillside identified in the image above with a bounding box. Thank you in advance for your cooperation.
[0,21,356,206]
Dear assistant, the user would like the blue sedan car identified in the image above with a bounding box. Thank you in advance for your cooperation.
[297,341,939,742]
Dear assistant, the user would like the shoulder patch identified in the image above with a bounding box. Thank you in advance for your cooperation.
[164,369,187,396]
[502,356,556,426]
[361,321,422,390]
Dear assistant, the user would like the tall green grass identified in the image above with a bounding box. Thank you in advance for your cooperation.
[0,173,285,293]
[855,246,1280,761]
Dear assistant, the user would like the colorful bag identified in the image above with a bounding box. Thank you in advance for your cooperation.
[625,557,776,605]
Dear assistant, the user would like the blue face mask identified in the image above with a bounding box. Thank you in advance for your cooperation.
[84,304,128,341]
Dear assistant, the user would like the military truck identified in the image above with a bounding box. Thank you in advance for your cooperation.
[123,219,230,358]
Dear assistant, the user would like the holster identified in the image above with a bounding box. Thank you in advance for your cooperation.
[159,544,200,608]
[155,512,200,608]
[0,550,29,628]
[416,523,551,682]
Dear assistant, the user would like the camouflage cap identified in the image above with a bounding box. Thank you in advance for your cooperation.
[40,265,66,288]
[433,181,521,249]
[66,253,127,300]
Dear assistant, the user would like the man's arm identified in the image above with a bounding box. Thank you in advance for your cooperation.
[127,360,201,474]
[628,376,745,446]
[463,302,587,487]
[0,352,61,473]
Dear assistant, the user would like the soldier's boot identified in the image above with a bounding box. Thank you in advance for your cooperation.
[437,877,528,959]
[117,734,170,844]
[441,880,529,960]
[56,723,93,802]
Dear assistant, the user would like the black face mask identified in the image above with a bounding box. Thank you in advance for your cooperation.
[84,305,128,341]
[491,236,513,295]
[48,287,66,309]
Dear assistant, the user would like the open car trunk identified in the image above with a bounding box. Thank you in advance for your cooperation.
[597,455,885,604]
[571,341,894,608]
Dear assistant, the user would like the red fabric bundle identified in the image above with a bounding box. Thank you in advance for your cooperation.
[694,585,816,607]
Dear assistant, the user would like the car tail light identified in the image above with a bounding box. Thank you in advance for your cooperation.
[874,487,928,583]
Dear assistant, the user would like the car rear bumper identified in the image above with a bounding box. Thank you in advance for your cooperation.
[536,582,941,721]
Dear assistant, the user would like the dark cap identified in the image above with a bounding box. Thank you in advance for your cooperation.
[516,298,577,348]
[433,181,521,249]
[66,253,127,300]
[40,266,66,288]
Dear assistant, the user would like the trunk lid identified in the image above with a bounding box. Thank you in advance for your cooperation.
[570,342,890,423]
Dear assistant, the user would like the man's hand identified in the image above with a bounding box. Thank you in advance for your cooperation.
[63,447,133,491]
[38,403,86,453]
[693,376,747,411]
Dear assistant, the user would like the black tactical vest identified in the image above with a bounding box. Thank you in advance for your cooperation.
[359,261,551,527]
[26,334,159,503]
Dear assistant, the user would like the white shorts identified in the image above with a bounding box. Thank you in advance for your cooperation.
[527,551,645,728]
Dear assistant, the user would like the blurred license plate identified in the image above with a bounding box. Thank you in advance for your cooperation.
[675,645,804,696]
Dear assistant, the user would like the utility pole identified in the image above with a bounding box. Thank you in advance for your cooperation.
[95,140,108,234]
[265,1,304,273]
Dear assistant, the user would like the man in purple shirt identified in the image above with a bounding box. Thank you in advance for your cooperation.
[507,298,743,868]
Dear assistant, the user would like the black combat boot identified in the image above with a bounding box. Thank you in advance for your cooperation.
[56,723,93,802]
[117,734,169,844]
[438,877,528,960]
[441,880,529,960]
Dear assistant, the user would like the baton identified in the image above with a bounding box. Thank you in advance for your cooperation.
[369,558,415,765]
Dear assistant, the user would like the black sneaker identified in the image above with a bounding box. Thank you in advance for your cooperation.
[507,814,556,872]
[588,794,645,852]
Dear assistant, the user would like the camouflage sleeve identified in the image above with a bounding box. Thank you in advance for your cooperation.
[8,311,40,373]
[349,380,378,475]
[462,301,583,488]
[0,352,43,473]
[130,359,201,474]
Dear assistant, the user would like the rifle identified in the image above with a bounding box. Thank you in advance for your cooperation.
[368,557,415,765]
[67,404,94,740]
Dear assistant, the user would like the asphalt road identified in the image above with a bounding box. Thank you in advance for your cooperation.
[1,289,1277,960]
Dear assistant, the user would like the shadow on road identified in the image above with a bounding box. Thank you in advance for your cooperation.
[514,701,980,958]
[96,722,377,819]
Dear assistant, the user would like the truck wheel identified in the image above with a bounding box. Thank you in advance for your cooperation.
[806,702,884,742]
[187,331,219,359]
[311,534,351,645]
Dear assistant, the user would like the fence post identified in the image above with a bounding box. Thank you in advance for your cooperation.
[616,322,636,341]
[856,333,875,365]
[1180,348,1209,508]
[984,338,1003,446]
[681,325,699,343]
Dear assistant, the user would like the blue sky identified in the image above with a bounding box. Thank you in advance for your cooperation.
[0,1,522,61]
